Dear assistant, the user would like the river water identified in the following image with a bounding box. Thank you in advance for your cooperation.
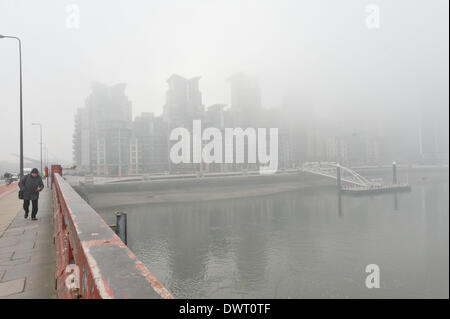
[96,171,449,298]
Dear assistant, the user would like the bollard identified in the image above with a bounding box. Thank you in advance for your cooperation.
[51,164,62,189]
[45,166,49,188]
[115,212,127,245]
[336,163,342,191]
[392,161,398,185]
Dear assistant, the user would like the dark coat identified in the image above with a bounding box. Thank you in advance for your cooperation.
[19,174,44,200]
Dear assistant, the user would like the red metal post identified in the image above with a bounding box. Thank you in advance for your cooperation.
[51,164,62,189]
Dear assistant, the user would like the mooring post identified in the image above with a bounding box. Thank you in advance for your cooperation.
[115,212,127,245]
[336,163,342,191]
[392,161,398,185]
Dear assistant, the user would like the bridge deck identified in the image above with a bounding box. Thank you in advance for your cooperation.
[0,186,56,298]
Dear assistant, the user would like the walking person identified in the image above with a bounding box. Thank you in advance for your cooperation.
[19,168,44,220]
[3,171,12,185]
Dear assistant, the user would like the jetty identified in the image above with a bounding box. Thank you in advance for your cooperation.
[302,161,412,195]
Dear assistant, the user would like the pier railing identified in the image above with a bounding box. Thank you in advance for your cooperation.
[52,172,173,299]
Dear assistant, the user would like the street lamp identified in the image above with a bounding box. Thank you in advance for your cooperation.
[32,123,43,175]
[0,34,24,177]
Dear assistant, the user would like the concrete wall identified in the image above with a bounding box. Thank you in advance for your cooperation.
[75,171,326,195]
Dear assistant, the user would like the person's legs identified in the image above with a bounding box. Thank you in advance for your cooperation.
[31,199,39,219]
[23,199,30,218]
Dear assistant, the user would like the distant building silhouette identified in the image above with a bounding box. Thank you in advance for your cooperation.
[131,112,169,174]
[163,74,205,129]
[228,72,262,127]
[73,82,133,176]
[73,73,405,176]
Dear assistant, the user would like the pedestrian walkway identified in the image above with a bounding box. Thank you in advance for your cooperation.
[0,187,56,298]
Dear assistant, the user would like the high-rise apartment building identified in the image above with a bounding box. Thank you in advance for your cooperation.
[228,72,262,127]
[73,82,133,176]
[163,74,205,129]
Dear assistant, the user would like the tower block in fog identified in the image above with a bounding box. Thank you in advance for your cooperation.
[163,74,205,173]
[73,82,170,176]
[226,73,263,171]
[73,82,133,176]
[163,74,205,129]
[227,72,262,127]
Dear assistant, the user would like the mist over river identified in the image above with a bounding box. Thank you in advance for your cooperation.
[94,170,449,298]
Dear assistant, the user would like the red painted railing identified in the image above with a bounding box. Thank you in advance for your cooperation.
[52,171,173,299]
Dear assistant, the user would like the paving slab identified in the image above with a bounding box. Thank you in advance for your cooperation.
[0,188,56,299]
[0,278,25,297]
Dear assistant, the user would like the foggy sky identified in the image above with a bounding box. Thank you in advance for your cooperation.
[0,0,448,165]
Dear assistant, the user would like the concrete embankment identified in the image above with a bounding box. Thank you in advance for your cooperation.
[71,166,448,210]
[74,172,333,209]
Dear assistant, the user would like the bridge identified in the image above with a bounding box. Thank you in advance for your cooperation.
[301,162,378,187]
[0,163,409,298]
[0,166,173,299]
[301,162,412,195]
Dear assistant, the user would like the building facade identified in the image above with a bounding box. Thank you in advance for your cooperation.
[73,82,133,176]
[73,74,401,176]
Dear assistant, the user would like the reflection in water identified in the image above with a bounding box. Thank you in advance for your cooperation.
[97,178,449,299]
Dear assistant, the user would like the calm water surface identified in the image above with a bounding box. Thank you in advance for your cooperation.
[97,173,449,298]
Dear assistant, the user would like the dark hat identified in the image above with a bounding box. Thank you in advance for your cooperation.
[31,168,39,174]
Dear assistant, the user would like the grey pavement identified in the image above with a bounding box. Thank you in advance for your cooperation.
[0,187,56,298]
